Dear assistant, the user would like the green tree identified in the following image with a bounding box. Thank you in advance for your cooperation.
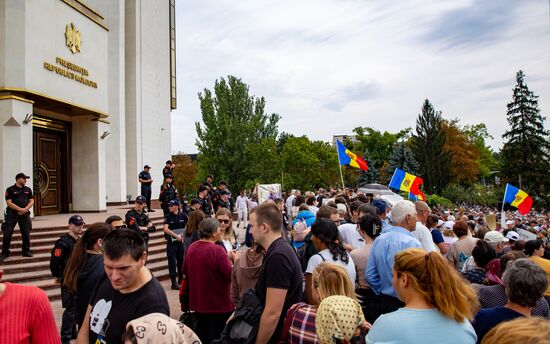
[387,141,419,176]
[411,99,451,193]
[279,136,340,191]
[358,149,378,187]
[195,76,280,192]
[243,138,281,189]
[501,70,550,200]
[463,123,498,180]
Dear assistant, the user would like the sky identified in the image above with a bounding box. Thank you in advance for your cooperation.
[172,0,550,154]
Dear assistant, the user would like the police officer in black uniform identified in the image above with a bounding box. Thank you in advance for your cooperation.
[1,173,34,261]
[139,165,154,212]
[50,214,84,343]
[159,174,178,216]
[197,185,212,216]
[125,196,155,245]
[162,160,174,177]
[162,199,188,290]
[214,189,232,212]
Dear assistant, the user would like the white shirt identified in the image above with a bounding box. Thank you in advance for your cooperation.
[236,195,248,209]
[285,195,295,215]
[306,248,356,283]
[338,223,365,249]
[413,222,438,252]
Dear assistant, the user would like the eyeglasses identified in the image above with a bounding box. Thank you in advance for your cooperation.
[114,225,127,229]
[218,219,231,224]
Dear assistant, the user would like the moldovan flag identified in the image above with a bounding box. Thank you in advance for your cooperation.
[336,141,368,171]
[389,168,426,200]
[408,192,425,202]
[503,183,533,215]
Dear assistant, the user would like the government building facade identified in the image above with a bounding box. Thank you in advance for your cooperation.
[0,0,176,217]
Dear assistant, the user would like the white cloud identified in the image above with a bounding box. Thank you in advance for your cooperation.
[172,0,550,153]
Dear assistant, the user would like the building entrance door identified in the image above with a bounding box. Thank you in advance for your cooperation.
[32,117,71,215]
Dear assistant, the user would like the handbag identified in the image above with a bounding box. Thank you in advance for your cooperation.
[179,310,198,331]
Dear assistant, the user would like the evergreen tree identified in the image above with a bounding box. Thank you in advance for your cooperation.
[411,100,451,193]
[387,142,419,176]
[358,149,378,187]
[501,70,550,199]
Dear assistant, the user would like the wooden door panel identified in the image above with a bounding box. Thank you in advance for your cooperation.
[33,130,63,215]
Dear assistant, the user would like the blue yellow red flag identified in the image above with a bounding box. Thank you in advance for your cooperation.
[389,168,426,200]
[336,141,368,171]
[503,183,533,215]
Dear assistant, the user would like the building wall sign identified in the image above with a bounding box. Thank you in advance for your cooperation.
[43,57,98,88]
[65,23,82,53]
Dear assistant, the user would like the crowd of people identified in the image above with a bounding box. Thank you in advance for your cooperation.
[2,174,550,343]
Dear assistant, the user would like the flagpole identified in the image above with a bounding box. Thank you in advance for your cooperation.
[500,183,508,230]
[335,140,345,189]
[339,163,345,190]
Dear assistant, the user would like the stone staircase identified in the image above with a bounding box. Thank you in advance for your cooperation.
[0,216,170,301]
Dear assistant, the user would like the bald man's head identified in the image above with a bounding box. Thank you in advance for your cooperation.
[415,201,431,224]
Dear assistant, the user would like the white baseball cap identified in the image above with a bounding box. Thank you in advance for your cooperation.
[484,231,509,244]
[505,231,519,241]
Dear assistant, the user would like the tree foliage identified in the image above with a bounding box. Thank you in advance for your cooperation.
[501,70,550,200]
[280,136,340,191]
[411,100,451,193]
[358,149,378,187]
[387,141,419,176]
[171,153,199,196]
[195,76,280,192]
[463,123,498,179]
[441,119,480,185]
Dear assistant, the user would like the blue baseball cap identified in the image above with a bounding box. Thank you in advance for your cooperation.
[168,199,180,207]
[372,199,388,214]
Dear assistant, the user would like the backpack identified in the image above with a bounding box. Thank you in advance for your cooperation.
[213,288,264,344]
[49,235,73,279]
[295,233,318,273]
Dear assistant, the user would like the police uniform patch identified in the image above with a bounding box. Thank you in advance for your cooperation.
[54,248,62,257]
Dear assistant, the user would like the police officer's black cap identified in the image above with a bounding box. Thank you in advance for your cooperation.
[144,165,151,169]
[219,190,230,196]
[68,214,85,226]
[15,173,30,180]
[164,173,173,179]
[168,199,180,207]
[190,198,201,206]
[135,195,146,204]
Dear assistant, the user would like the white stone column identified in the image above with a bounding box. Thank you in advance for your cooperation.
[0,97,34,220]
[71,117,107,212]
[90,0,127,205]
[124,0,142,201]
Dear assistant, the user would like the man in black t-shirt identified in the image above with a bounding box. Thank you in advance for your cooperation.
[1,173,34,261]
[138,165,154,212]
[76,229,170,344]
[250,203,303,344]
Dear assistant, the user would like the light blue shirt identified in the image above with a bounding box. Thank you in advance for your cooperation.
[366,308,477,344]
[366,225,422,297]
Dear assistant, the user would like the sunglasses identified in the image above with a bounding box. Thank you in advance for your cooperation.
[218,219,231,224]
[115,225,127,229]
